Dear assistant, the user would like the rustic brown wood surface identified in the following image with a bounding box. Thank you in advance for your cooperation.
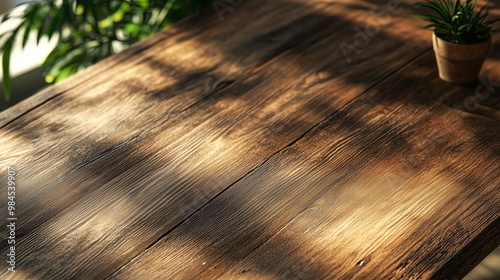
[0,0,499,279]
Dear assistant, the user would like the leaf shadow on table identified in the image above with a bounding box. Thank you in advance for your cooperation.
[134,6,500,274]
[111,49,498,277]
[109,69,499,278]
[0,0,499,278]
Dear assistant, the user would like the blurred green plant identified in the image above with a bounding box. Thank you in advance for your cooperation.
[0,0,215,101]
[413,0,500,44]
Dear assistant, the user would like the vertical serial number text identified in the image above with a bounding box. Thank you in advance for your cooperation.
[7,166,17,272]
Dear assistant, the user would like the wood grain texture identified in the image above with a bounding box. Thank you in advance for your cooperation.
[0,0,431,278]
[0,0,498,279]
[110,35,500,280]
[0,0,342,235]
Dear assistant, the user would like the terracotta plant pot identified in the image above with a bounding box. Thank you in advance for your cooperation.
[432,33,491,84]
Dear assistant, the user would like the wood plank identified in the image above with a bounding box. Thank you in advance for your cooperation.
[0,0,317,128]
[109,52,500,279]
[0,4,199,128]
[0,0,337,235]
[224,48,500,278]
[0,0,435,278]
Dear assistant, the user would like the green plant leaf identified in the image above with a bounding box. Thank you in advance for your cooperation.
[458,24,470,31]
[1,0,218,102]
[124,23,141,37]
[2,36,15,102]
[54,63,79,83]
[21,22,32,48]
[47,10,65,41]
[133,0,150,10]
[1,10,13,23]
[43,41,75,66]
[414,0,500,43]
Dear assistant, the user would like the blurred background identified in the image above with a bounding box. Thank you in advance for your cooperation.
[0,0,214,111]
[0,0,53,111]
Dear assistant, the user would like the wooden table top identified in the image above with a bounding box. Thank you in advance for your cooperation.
[1,0,499,279]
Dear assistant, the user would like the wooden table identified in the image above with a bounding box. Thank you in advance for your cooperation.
[1,0,499,279]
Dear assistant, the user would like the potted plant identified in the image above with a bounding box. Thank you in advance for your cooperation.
[414,0,500,84]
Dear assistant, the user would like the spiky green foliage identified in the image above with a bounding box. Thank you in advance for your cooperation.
[413,0,500,44]
[0,0,215,101]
